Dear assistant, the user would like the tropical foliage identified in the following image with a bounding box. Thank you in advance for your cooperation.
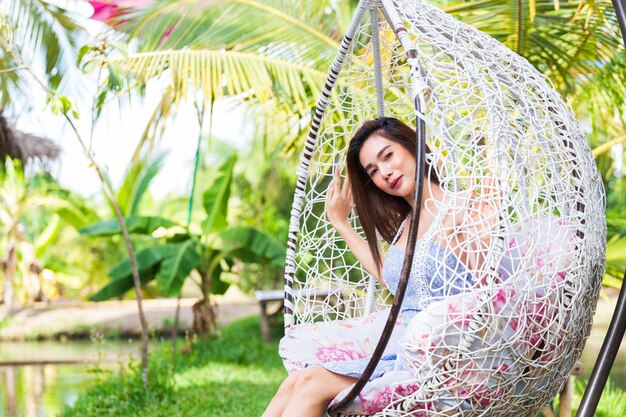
[0,159,99,309]
[0,0,625,414]
[81,154,285,335]
[0,0,624,303]
[79,0,353,158]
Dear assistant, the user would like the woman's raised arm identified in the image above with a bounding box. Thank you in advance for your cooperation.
[326,170,383,283]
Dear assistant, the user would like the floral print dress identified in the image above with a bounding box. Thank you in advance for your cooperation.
[279,216,478,414]
[279,212,577,415]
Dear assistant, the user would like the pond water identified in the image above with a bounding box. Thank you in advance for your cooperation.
[0,339,142,417]
[0,318,625,416]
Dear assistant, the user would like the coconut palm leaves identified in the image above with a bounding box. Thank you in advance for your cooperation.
[0,0,86,108]
[439,0,622,95]
[86,0,345,129]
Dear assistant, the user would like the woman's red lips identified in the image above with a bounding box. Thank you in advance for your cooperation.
[391,176,402,189]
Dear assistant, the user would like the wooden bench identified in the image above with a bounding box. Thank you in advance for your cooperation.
[254,288,342,342]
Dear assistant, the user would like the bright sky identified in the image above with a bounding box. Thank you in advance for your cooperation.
[16,90,252,200]
[11,1,254,200]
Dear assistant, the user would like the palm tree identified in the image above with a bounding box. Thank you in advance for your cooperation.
[80,1,625,190]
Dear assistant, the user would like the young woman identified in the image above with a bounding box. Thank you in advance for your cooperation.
[262,117,498,417]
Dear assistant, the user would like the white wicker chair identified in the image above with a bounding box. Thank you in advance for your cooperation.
[283,1,606,415]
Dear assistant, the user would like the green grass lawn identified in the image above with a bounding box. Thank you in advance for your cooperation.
[60,314,626,417]
[60,315,286,417]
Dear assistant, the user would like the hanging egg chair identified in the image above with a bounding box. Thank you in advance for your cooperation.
[282,0,606,415]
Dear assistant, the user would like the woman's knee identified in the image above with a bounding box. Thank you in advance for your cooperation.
[293,366,336,399]
[276,372,299,397]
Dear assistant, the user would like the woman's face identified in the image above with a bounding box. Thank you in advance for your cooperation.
[358,133,416,200]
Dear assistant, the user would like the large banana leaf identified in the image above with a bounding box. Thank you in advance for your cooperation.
[108,244,170,280]
[91,264,160,301]
[92,243,178,300]
[156,240,202,296]
[34,214,61,258]
[220,226,285,267]
[29,194,96,230]
[94,241,202,299]
[204,248,231,296]
[202,153,236,234]
[92,246,167,301]
[79,216,178,237]
[210,260,229,296]
[117,153,166,216]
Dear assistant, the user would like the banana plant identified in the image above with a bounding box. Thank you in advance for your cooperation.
[0,158,99,310]
[80,153,285,336]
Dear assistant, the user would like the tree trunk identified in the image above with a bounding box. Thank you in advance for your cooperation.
[559,376,574,417]
[191,297,217,336]
[191,270,217,337]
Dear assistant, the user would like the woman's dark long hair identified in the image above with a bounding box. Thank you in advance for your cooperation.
[346,117,439,275]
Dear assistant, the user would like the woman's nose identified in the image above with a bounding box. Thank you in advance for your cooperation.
[379,166,392,180]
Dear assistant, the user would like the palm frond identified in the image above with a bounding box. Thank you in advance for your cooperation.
[0,50,22,108]
[443,0,621,93]
[0,0,87,107]
[593,136,626,157]
[112,0,340,70]
[105,49,327,112]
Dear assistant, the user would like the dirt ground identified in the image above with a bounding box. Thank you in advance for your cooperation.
[0,286,260,341]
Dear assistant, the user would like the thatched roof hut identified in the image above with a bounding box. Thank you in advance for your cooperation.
[0,109,61,164]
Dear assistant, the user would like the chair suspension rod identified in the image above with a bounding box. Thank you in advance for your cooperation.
[370,3,385,118]
[577,269,626,416]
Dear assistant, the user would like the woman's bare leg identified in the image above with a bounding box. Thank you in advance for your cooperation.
[262,372,299,417]
[281,365,357,417]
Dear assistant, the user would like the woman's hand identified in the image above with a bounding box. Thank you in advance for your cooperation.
[325,170,381,281]
[466,176,501,244]
[326,169,354,228]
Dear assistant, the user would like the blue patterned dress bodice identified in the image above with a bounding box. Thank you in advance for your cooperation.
[382,240,476,318]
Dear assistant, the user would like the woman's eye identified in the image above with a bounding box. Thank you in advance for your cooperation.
[385,152,392,161]
[369,168,378,177]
